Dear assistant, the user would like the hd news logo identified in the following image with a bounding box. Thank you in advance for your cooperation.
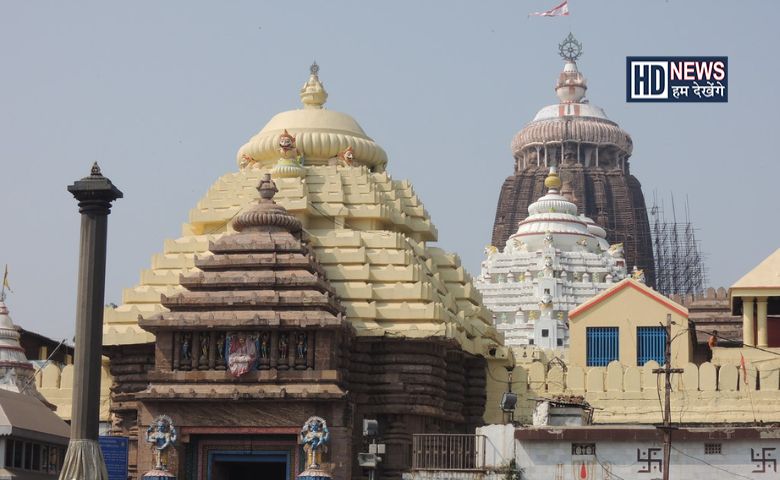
[626,57,728,103]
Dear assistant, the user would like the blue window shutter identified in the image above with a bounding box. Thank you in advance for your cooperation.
[637,326,667,365]
[586,327,619,366]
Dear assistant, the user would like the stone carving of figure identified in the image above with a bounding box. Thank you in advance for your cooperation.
[608,243,624,258]
[180,333,191,368]
[484,245,498,258]
[227,334,257,377]
[279,333,289,360]
[543,257,554,277]
[337,146,355,166]
[145,415,177,472]
[300,416,330,470]
[279,130,299,160]
[259,332,270,359]
[296,333,307,359]
[199,334,209,366]
[216,333,226,361]
[544,231,554,247]
[631,266,646,284]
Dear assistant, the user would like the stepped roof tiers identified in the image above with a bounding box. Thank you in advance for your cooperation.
[476,167,628,349]
[100,65,502,479]
[491,34,655,286]
[0,300,53,404]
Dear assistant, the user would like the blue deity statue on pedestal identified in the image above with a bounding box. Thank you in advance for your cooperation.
[143,415,177,479]
[298,416,331,479]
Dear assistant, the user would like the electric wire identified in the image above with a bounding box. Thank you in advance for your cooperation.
[670,445,755,480]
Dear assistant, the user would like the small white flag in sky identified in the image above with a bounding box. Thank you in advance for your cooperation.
[529,0,570,17]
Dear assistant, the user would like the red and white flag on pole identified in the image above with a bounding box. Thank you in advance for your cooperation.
[529,0,570,17]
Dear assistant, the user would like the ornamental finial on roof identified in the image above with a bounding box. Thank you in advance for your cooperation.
[300,62,328,109]
[544,165,562,192]
[559,33,583,62]
[258,173,278,201]
[232,173,302,233]
[91,162,102,177]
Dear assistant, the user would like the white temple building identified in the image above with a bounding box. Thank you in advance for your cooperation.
[476,167,628,349]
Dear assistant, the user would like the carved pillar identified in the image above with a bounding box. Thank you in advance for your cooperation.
[270,331,279,369]
[208,332,216,370]
[61,163,122,480]
[172,333,180,370]
[306,332,315,370]
[757,297,769,348]
[743,297,755,347]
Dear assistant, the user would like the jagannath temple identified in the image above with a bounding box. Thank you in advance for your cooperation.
[490,34,655,286]
[100,63,504,480]
[475,166,628,349]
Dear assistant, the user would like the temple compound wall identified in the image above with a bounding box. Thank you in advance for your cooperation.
[484,358,780,425]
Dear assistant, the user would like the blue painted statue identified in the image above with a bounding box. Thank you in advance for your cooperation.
[143,415,177,479]
[298,416,331,479]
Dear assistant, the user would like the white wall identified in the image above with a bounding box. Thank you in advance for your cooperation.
[516,438,780,480]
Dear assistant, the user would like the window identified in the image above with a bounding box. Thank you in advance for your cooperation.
[704,443,722,455]
[24,442,32,470]
[572,443,596,455]
[557,338,563,346]
[637,326,667,365]
[586,327,619,366]
[542,329,549,338]
[529,339,535,345]
[13,440,22,468]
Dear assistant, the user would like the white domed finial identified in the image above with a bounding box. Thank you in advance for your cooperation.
[300,61,328,109]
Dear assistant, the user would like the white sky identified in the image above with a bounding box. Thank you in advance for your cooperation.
[1,1,778,339]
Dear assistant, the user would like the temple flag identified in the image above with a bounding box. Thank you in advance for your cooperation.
[740,353,748,385]
[1,265,10,294]
[529,0,569,17]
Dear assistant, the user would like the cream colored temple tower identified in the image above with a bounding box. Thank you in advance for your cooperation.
[102,63,501,354]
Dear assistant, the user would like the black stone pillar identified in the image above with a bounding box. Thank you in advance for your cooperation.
[60,163,122,480]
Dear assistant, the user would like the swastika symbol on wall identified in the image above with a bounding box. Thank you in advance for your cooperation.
[637,448,662,473]
[752,447,777,473]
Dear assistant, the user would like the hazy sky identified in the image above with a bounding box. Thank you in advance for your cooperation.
[1,1,778,340]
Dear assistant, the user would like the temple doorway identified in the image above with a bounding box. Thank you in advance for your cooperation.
[208,451,290,480]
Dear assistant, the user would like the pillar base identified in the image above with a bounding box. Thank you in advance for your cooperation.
[298,465,331,480]
[143,470,176,480]
[58,439,109,480]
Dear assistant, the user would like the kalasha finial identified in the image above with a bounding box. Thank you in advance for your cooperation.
[258,173,278,201]
[90,162,102,176]
[310,61,320,76]
[558,33,583,62]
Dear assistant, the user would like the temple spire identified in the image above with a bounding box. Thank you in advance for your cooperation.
[300,61,328,109]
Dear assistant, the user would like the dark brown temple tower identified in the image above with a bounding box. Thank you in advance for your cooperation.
[491,34,655,285]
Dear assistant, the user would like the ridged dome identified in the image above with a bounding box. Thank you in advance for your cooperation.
[511,59,633,157]
[237,64,388,171]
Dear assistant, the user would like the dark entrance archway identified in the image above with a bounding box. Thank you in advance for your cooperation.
[208,451,290,480]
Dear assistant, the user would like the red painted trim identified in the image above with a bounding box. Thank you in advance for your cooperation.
[570,280,688,319]
[517,218,588,227]
[508,231,595,239]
